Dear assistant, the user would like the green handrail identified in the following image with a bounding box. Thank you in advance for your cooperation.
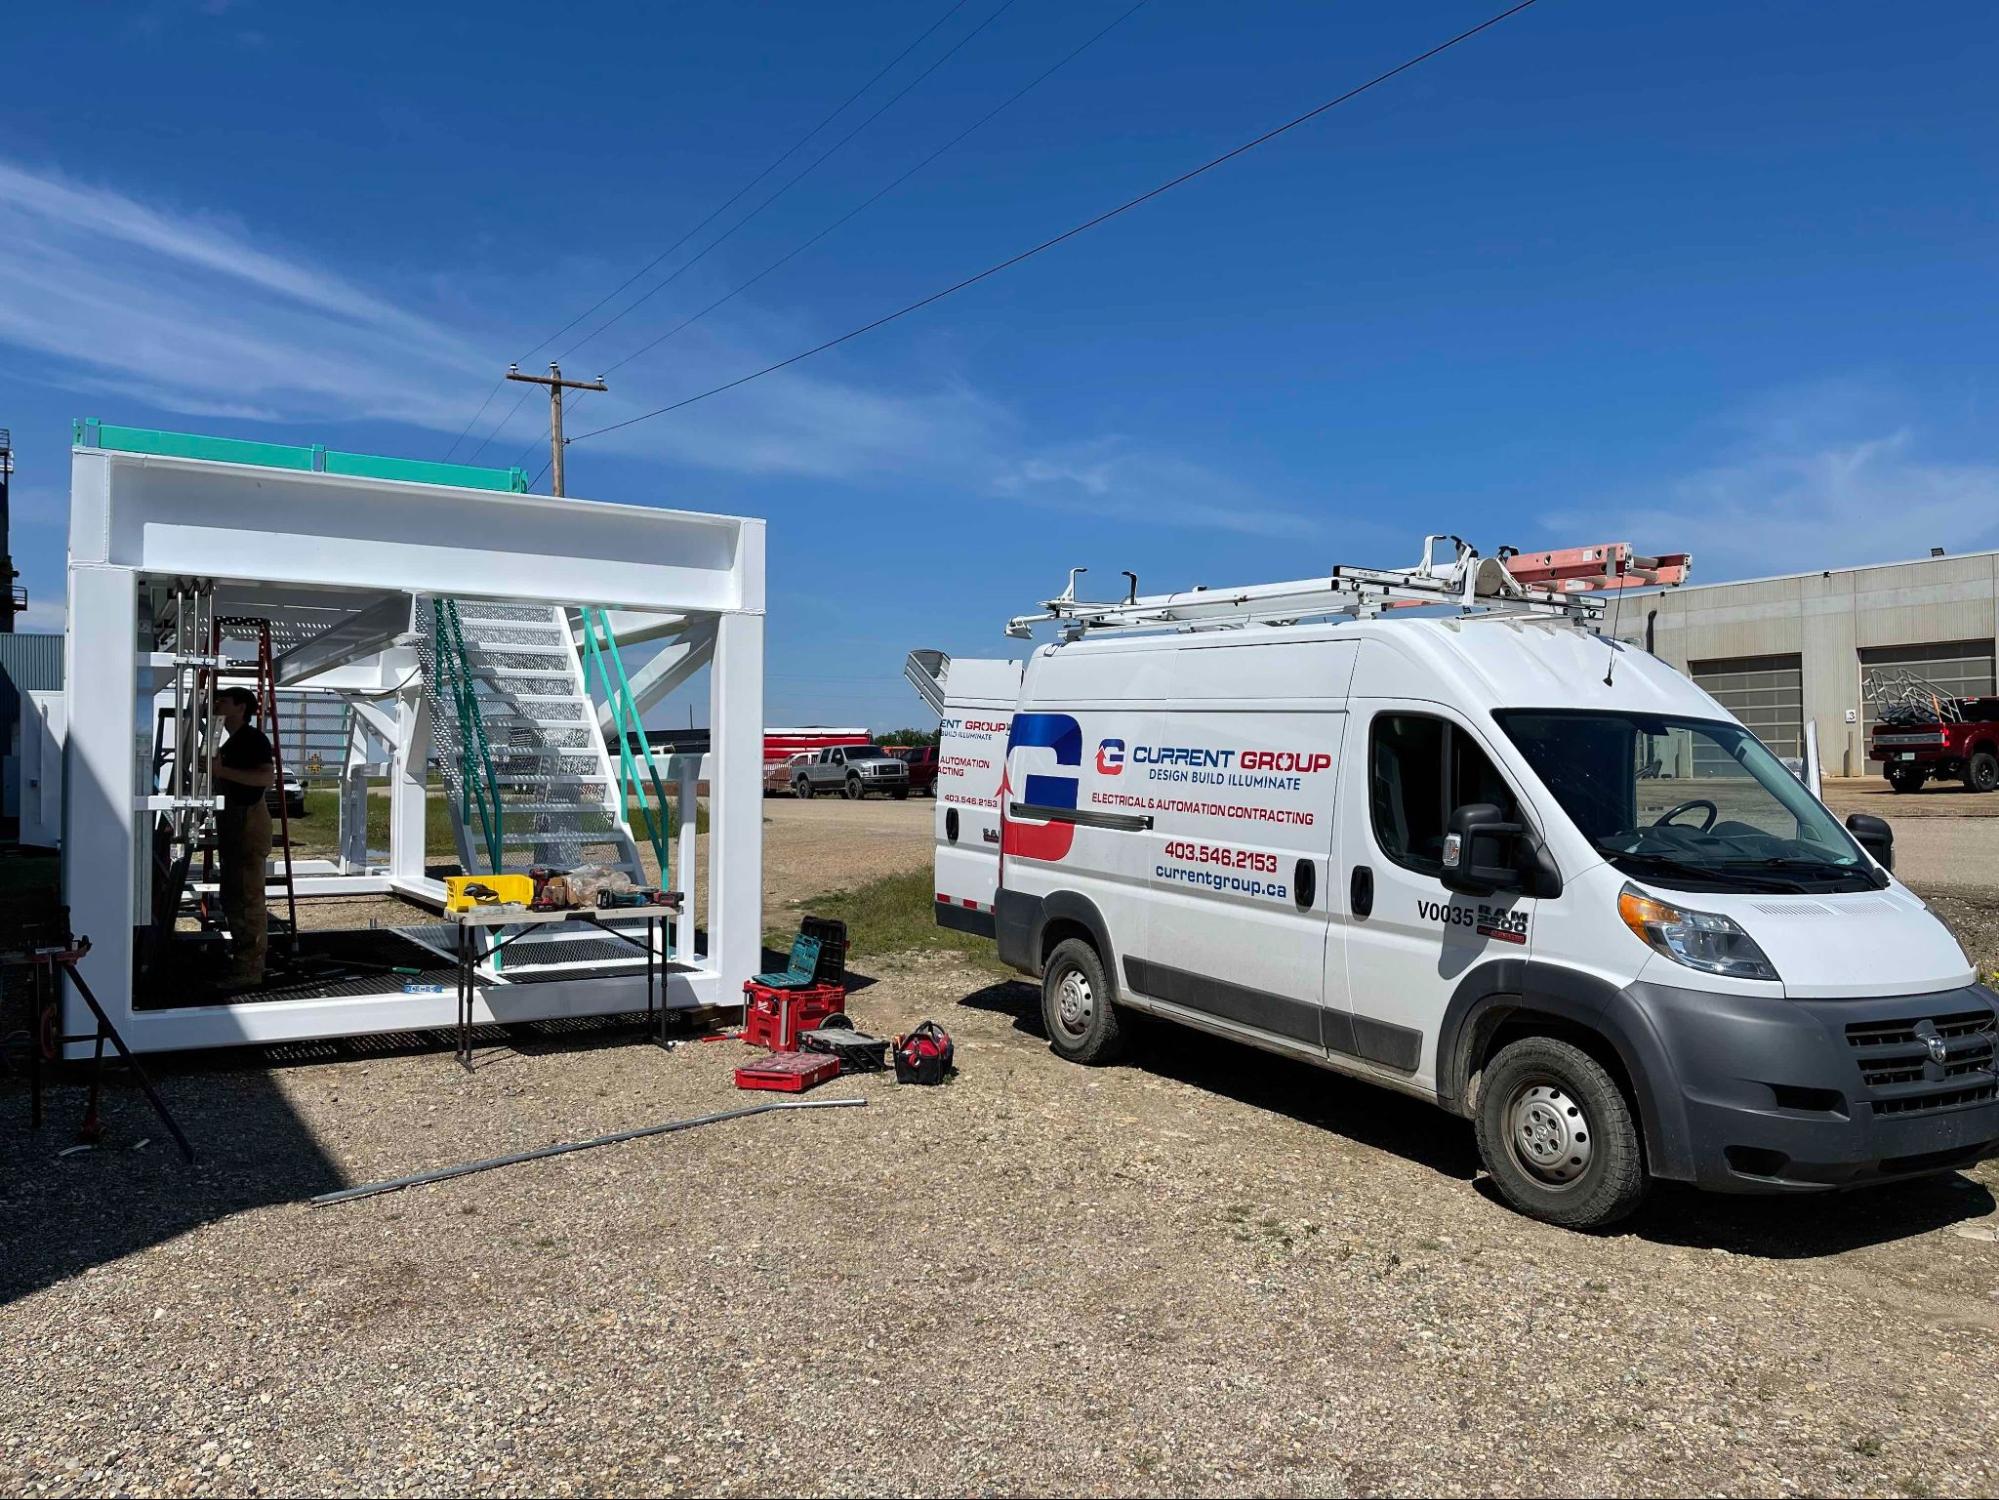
[433,599,504,872]
[578,607,671,883]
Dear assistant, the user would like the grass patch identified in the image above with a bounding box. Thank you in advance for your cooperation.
[772,867,1011,975]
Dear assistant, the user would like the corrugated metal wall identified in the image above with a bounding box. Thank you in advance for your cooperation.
[0,634,64,820]
[1690,653,1803,762]
[0,634,65,694]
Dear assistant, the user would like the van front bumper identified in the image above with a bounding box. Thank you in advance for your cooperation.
[1628,979,1999,1192]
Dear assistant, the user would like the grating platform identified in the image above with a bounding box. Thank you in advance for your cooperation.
[138,929,458,1010]
[499,936,661,966]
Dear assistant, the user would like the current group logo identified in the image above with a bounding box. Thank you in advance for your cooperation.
[1096,737,1126,775]
[1000,712,1082,862]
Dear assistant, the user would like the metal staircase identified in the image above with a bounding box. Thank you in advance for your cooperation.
[418,599,647,880]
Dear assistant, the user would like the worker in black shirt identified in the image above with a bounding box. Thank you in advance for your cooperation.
[212,687,275,987]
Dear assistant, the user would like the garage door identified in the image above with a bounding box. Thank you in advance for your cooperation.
[1690,653,1803,766]
[1860,639,1996,739]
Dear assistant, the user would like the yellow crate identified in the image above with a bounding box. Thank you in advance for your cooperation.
[444,873,534,913]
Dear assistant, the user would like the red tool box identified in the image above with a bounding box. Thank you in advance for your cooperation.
[742,980,845,1052]
[734,1051,841,1093]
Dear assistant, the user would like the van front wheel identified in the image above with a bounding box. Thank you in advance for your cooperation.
[1041,938,1124,1065]
[1474,1036,1647,1231]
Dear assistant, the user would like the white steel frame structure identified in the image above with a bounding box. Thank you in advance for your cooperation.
[63,444,765,1055]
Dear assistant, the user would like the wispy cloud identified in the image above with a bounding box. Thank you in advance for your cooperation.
[0,154,1295,535]
[1544,382,1999,579]
[0,157,489,430]
[991,440,1321,539]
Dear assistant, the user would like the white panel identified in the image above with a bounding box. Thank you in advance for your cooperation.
[74,450,759,615]
[709,607,765,997]
[109,967,722,1054]
[63,566,140,1046]
[1029,637,1357,704]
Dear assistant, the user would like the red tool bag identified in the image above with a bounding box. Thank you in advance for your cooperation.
[892,1020,955,1085]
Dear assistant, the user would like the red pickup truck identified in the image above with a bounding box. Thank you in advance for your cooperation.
[1870,699,1999,793]
[887,744,939,796]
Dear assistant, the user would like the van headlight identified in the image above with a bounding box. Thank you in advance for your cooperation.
[1617,884,1779,981]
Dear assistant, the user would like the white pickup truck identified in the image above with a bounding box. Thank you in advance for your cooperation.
[790,743,911,800]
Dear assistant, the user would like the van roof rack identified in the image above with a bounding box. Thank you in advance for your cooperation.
[1005,535,1691,639]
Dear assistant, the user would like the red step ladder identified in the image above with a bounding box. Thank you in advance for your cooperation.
[210,617,300,951]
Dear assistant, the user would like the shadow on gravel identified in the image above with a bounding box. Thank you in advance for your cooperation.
[958,980,1998,1252]
[1608,1173,1997,1257]
[956,979,1479,1182]
[0,1009,726,1305]
[0,1052,343,1308]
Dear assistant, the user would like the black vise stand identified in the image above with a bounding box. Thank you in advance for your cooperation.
[22,932,195,1163]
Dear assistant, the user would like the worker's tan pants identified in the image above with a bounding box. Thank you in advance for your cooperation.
[217,803,272,974]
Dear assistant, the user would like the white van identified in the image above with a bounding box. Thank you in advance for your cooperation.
[915,544,1999,1229]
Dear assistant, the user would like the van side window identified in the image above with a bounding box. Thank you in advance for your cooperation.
[1369,714,1517,874]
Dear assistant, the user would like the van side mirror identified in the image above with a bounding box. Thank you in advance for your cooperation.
[1846,812,1894,872]
[1441,802,1525,897]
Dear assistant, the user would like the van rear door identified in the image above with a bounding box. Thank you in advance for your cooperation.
[931,657,1024,937]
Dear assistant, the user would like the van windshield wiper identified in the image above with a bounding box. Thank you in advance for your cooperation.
[1718,856,1884,889]
[1597,847,1797,892]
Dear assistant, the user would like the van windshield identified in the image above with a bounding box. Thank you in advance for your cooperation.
[1493,710,1883,894]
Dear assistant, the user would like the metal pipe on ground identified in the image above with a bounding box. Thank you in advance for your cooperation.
[310,1095,865,1205]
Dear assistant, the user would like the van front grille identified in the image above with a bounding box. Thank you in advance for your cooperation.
[1845,1009,1997,1116]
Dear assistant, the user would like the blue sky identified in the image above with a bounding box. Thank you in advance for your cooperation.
[2,0,1996,728]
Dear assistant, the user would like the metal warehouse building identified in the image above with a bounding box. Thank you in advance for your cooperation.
[1634,548,1999,778]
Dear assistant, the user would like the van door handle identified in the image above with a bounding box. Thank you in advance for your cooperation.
[1294,858,1316,911]
[1350,866,1374,919]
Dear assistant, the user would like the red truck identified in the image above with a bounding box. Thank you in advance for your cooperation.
[1870,698,1999,793]
[887,743,939,796]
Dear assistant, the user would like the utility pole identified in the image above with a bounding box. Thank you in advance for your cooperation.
[505,362,606,496]
[0,429,19,632]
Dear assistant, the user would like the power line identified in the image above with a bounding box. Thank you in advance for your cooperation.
[599,0,1154,382]
[465,383,537,465]
[519,0,976,368]
[441,374,507,462]
[556,0,1023,368]
[454,0,976,465]
[569,1,1540,448]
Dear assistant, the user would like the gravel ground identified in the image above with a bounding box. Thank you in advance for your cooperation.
[1823,776,1999,819]
[4,805,1999,1497]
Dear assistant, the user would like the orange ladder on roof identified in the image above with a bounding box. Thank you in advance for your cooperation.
[1501,543,1692,593]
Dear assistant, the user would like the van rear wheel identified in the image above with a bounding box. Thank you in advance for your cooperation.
[1041,938,1124,1065]
[1474,1036,1647,1231]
